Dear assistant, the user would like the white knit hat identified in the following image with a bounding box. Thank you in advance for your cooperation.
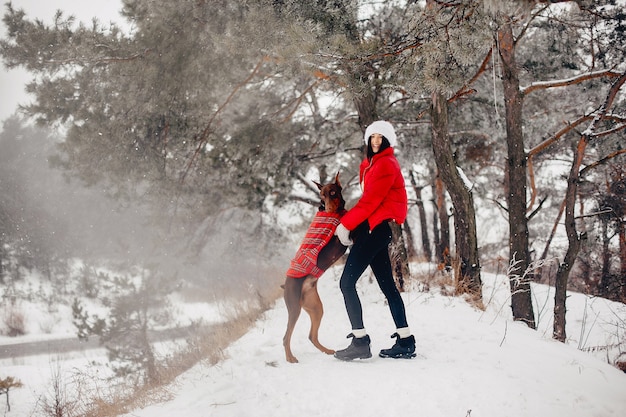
[364,120,397,147]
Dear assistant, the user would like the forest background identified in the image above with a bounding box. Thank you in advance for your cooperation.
[1,0,625,409]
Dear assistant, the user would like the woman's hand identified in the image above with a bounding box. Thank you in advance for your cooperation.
[335,223,353,246]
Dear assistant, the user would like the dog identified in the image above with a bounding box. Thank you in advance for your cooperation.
[282,173,348,363]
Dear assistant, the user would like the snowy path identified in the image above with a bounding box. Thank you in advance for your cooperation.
[121,267,626,417]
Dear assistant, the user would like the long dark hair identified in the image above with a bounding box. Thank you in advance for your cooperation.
[366,136,391,160]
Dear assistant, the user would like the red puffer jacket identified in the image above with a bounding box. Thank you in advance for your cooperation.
[340,147,407,231]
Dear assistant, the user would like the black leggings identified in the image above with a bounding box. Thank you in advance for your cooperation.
[339,221,408,331]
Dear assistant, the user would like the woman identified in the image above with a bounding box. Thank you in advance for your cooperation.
[334,120,415,361]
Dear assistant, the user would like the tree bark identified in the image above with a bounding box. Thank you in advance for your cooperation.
[554,71,626,339]
[409,171,432,261]
[620,221,626,295]
[434,172,451,268]
[553,137,587,342]
[618,220,626,303]
[498,21,536,328]
[430,91,482,299]
[402,217,418,260]
[432,197,442,263]
[353,92,378,131]
[415,192,432,261]
[390,222,410,291]
[600,219,611,287]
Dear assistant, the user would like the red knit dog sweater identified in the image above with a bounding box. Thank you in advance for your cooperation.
[286,209,346,279]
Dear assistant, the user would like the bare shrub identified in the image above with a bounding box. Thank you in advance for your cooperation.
[37,360,147,417]
[412,265,455,295]
[577,300,626,372]
[0,376,23,412]
[39,362,78,417]
[450,256,485,310]
[2,303,26,337]
[39,314,57,334]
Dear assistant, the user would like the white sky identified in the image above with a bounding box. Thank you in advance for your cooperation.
[0,0,124,121]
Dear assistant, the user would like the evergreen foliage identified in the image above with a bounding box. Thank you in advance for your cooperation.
[72,269,173,383]
[0,0,354,213]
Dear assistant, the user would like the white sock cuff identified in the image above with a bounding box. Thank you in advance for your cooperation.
[352,328,367,338]
[397,327,411,338]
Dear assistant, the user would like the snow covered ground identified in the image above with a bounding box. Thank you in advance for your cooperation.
[2,264,626,417]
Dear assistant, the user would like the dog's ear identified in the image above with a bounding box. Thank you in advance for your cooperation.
[334,172,341,188]
[313,180,323,191]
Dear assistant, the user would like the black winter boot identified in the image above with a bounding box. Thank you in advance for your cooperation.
[334,333,372,361]
[379,333,416,359]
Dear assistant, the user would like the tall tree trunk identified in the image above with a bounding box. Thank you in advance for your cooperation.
[350,61,379,132]
[353,92,378,131]
[390,222,410,291]
[434,173,451,268]
[497,21,536,328]
[617,219,626,303]
[410,172,432,261]
[553,137,587,342]
[430,92,482,299]
[600,219,611,292]
[555,71,626,338]
[617,220,626,279]
[416,190,432,261]
[402,217,418,260]
[432,197,441,263]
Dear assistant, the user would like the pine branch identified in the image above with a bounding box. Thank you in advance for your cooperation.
[579,149,626,178]
[179,56,268,184]
[448,48,492,103]
[528,116,591,157]
[521,69,622,96]
[515,4,551,46]
[581,71,626,137]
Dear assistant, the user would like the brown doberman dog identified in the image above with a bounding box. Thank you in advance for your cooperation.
[282,173,348,363]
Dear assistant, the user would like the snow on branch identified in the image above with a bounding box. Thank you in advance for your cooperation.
[521,69,622,96]
[526,83,626,212]
[507,253,548,294]
[456,166,474,191]
[581,71,626,137]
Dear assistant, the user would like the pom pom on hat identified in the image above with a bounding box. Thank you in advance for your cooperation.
[364,120,397,147]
